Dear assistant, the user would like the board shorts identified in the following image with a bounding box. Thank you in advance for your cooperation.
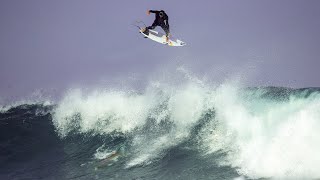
[147,21,170,36]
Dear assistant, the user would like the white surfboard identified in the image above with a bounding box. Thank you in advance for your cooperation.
[139,28,186,47]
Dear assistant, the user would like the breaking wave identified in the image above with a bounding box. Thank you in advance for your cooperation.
[1,67,320,179]
[51,80,320,179]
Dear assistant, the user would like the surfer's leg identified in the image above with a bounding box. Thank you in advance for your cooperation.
[147,21,158,30]
[160,24,170,37]
[143,21,157,35]
[160,24,170,42]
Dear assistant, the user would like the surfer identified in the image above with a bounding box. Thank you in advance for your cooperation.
[144,10,170,42]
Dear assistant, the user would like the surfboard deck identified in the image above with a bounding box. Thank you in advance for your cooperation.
[139,27,186,47]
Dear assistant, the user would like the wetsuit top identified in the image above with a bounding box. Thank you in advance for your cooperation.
[149,10,169,27]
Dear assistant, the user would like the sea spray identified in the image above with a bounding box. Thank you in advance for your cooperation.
[201,85,320,179]
[51,81,320,179]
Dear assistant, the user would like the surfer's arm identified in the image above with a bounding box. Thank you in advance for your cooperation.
[149,10,160,14]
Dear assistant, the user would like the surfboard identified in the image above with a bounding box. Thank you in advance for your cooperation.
[139,28,186,47]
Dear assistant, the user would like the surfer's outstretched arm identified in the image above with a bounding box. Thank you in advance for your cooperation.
[149,10,160,14]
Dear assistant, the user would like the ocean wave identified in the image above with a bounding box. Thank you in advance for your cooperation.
[3,81,320,179]
[199,84,320,179]
[51,81,320,179]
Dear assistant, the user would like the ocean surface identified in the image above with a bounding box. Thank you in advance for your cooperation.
[1,84,320,180]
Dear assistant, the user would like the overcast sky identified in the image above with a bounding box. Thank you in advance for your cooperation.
[1,0,320,100]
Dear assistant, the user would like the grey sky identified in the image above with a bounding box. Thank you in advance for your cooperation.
[1,0,320,100]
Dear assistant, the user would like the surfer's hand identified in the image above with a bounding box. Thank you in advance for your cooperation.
[147,10,150,15]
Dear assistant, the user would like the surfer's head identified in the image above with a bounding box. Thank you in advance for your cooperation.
[159,11,164,18]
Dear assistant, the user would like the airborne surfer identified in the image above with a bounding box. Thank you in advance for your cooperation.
[137,10,185,46]
[143,10,170,42]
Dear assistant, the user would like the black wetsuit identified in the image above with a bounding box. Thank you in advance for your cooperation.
[147,10,170,36]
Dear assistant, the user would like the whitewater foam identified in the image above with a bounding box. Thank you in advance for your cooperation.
[51,78,320,179]
[201,84,320,179]
[52,81,209,168]
[53,89,156,137]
